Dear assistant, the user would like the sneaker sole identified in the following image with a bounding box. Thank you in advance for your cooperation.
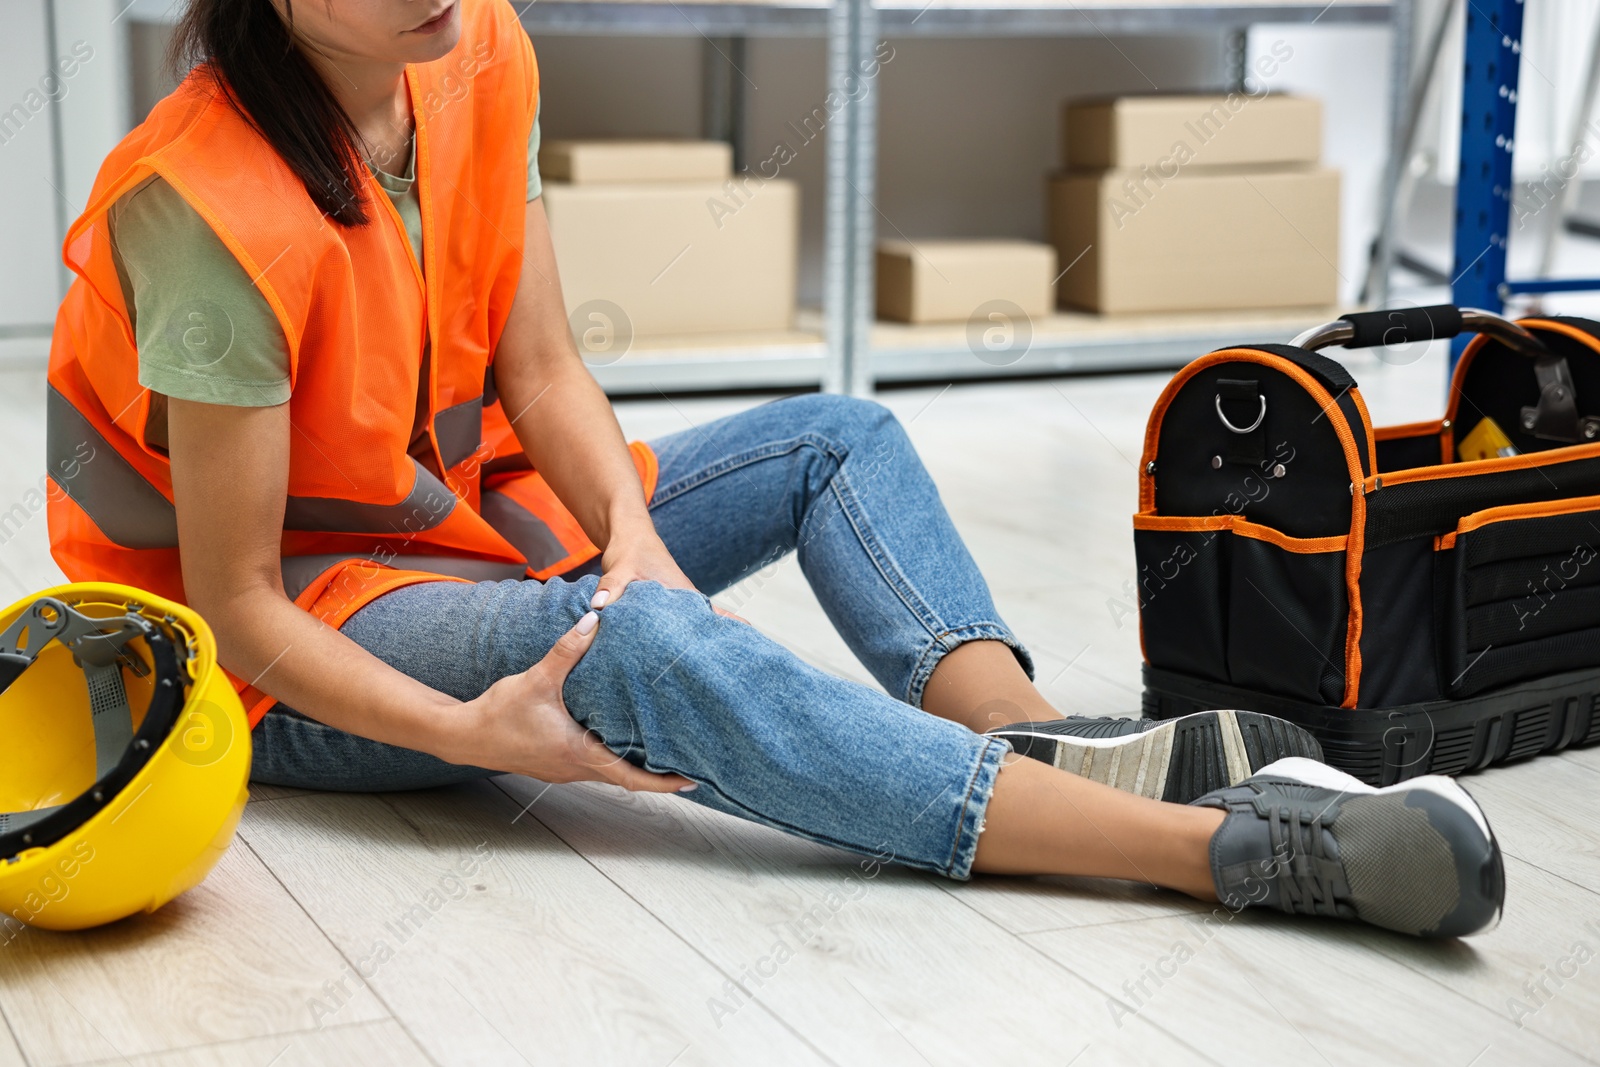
[995,711,1324,804]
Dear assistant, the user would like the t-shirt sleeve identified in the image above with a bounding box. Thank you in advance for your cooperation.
[109,175,293,408]
[527,97,542,202]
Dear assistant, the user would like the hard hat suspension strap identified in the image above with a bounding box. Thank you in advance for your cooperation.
[0,600,187,860]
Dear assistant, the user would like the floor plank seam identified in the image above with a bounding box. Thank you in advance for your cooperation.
[1499,849,1600,903]
[487,778,843,1066]
[934,881,1225,1065]
[1373,948,1600,1065]
[0,998,34,1067]
[1009,917,1229,1066]
[234,833,441,1067]
[57,1017,397,1067]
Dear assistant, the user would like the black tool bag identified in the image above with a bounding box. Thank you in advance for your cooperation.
[1138,305,1600,784]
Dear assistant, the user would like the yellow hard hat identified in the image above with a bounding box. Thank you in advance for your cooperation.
[0,582,250,931]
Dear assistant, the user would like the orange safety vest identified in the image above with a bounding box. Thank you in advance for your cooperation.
[45,0,657,729]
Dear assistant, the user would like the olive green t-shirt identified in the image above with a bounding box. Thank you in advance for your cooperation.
[109,104,543,423]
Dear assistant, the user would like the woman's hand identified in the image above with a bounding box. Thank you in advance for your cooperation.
[451,611,696,792]
[593,529,696,601]
[592,529,749,624]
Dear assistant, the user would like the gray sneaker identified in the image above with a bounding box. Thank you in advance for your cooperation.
[986,711,1323,804]
[1192,757,1504,938]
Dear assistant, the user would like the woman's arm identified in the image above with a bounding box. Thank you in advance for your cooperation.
[167,396,688,791]
[491,200,703,609]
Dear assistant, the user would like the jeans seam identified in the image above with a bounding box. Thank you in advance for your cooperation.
[825,465,948,644]
[653,773,966,878]
[945,736,1010,879]
[651,433,846,510]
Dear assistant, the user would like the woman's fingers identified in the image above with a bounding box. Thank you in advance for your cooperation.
[576,730,695,793]
[533,609,600,684]
[712,604,752,625]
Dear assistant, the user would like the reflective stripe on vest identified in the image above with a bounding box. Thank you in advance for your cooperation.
[49,385,460,545]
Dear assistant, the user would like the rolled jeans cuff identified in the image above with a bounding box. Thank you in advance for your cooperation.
[944,735,1013,881]
[906,621,1038,709]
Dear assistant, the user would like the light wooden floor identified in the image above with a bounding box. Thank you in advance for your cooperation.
[1,349,1598,1067]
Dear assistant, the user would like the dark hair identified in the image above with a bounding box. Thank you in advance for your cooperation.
[168,0,370,226]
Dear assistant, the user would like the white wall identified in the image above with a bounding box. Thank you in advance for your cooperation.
[0,0,130,351]
[0,3,68,339]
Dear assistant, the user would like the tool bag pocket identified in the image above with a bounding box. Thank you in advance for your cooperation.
[1134,516,1349,706]
[1443,498,1600,699]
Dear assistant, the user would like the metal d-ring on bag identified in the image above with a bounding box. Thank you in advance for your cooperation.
[1215,393,1267,434]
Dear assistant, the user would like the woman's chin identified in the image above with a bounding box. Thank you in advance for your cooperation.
[401,27,463,66]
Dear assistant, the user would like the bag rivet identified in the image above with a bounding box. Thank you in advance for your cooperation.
[1586,424,1599,440]
[1523,412,1537,430]
[1145,461,1156,475]
[1272,463,1287,479]
[1441,418,1452,430]
[1211,455,1222,469]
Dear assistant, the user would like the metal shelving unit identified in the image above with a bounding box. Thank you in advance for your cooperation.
[513,0,842,394]
[1450,0,1600,365]
[126,0,1409,396]
[847,0,1402,394]
[518,0,1405,395]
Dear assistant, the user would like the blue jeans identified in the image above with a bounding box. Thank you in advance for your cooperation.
[251,394,1033,878]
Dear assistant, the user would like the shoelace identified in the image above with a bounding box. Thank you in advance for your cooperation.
[1264,803,1347,917]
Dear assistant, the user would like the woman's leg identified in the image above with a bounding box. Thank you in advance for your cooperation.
[252,570,1210,886]
[250,573,1502,937]
[626,393,1060,732]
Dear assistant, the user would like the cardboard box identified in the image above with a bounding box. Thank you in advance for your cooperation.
[540,140,732,185]
[1049,166,1340,314]
[542,178,798,336]
[1063,95,1322,170]
[876,240,1056,324]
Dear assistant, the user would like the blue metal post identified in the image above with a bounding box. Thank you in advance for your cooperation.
[1450,0,1525,365]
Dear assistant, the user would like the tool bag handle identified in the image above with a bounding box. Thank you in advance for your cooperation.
[1292,305,1549,360]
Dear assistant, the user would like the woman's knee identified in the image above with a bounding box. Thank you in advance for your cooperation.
[582,580,719,672]
[771,393,902,456]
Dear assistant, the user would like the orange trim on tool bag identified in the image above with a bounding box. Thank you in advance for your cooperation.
[1132,512,1348,553]
[1348,388,1378,473]
[1137,348,1368,706]
[1446,318,1600,431]
[1457,493,1600,537]
[1132,513,1233,532]
[1235,520,1348,554]
[1362,438,1600,492]
[1375,418,1451,466]
[1139,349,1368,510]
[1434,493,1600,554]
[1374,419,1444,441]
[1444,332,1488,431]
